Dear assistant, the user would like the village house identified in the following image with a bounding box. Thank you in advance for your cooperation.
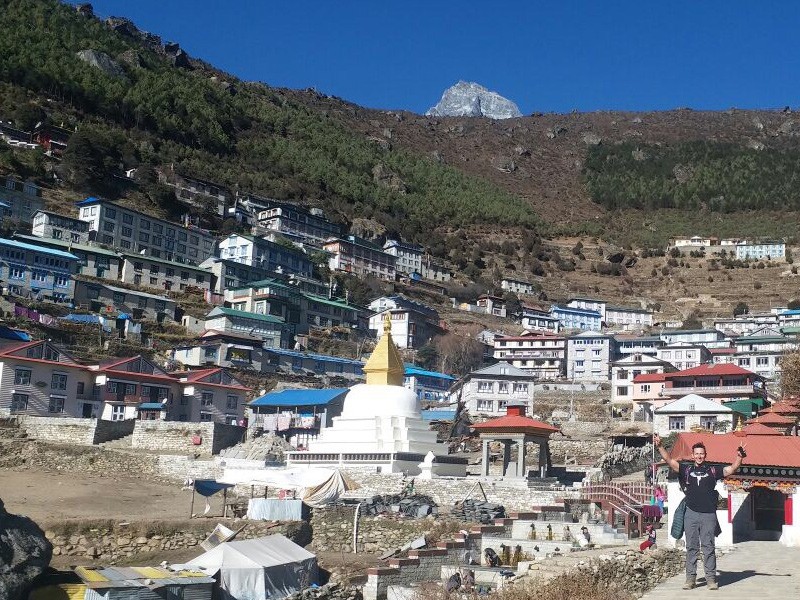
[382,239,423,275]
[14,233,123,281]
[501,278,538,296]
[656,342,712,371]
[604,305,654,330]
[0,237,79,303]
[476,294,507,317]
[31,210,90,244]
[659,328,729,348]
[73,281,178,323]
[217,233,314,278]
[119,252,213,293]
[403,365,455,403]
[566,331,615,382]
[493,331,566,380]
[714,312,779,336]
[158,170,232,217]
[171,329,266,371]
[614,334,665,358]
[519,305,560,333]
[204,306,287,349]
[255,201,342,245]
[170,368,249,424]
[610,353,677,406]
[446,363,536,417]
[76,197,216,264]
[551,304,602,332]
[198,256,271,295]
[730,327,797,380]
[0,340,97,418]
[652,393,738,432]
[419,259,452,282]
[0,175,44,223]
[323,235,397,281]
[368,296,441,349]
[262,347,364,380]
[735,240,786,261]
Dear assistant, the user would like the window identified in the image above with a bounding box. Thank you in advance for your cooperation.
[200,411,213,421]
[668,416,686,431]
[125,383,137,395]
[138,296,148,308]
[113,292,125,304]
[166,268,174,277]
[111,405,125,421]
[51,373,67,390]
[9,266,25,280]
[498,382,509,394]
[138,232,150,243]
[11,393,28,412]
[616,386,629,396]
[700,415,717,429]
[140,219,150,230]
[618,369,629,380]
[204,347,217,359]
[52,229,63,239]
[476,399,494,412]
[477,381,493,393]
[226,395,238,409]
[122,213,133,224]
[150,264,160,275]
[77,381,85,395]
[641,384,651,393]
[201,392,214,406]
[103,221,115,232]
[153,223,163,234]
[48,396,65,413]
[513,383,528,393]
[757,357,769,366]
[106,208,117,219]
[54,274,69,288]
[180,271,189,281]
[154,300,166,312]
[14,369,31,385]
[121,226,133,238]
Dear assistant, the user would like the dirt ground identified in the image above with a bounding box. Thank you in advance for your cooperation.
[0,468,195,524]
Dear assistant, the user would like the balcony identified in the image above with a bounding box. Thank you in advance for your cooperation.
[661,385,758,397]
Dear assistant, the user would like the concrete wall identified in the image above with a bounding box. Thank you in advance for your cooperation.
[19,416,134,446]
[131,420,245,455]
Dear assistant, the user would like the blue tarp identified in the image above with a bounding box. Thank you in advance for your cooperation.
[193,480,234,497]
[249,388,349,408]
[63,314,102,324]
[0,326,30,341]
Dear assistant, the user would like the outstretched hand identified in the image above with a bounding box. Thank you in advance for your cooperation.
[652,433,661,447]
[737,444,747,458]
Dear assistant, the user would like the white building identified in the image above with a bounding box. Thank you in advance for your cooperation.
[713,313,779,336]
[217,233,314,278]
[656,343,712,372]
[551,305,602,332]
[368,296,441,350]
[493,332,566,380]
[735,241,785,261]
[447,363,536,417]
[659,329,728,348]
[604,306,653,330]
[501,278,538,296]
[383,240,423,275]
[653,394,736,434]
[614,335,665,358]
[31,210,90,244]
[730,328,797,380]
[566,332,614,382]
[610,353,677,405]
[520,306,560,333]
[567,297,607,320]
[256,201,342,244]
[323,236,396,281]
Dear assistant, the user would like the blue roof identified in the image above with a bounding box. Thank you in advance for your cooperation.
[76,196,102,206]
[249,388,350,407]
[0,237,79,260]
[0,326,30,341]
[421,409,457,421]
[782,310,800,316]
[139,403,167,410]
[264,347,364,366]
[552,305,602,317]
[404,364,455,381]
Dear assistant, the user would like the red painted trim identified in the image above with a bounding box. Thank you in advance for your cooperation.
[728,493,732,523]
[786,496,793,526]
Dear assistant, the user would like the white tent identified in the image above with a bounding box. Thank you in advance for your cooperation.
[186,534,318,600]
[220,467,358,507]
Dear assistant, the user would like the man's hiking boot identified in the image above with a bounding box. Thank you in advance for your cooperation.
[707,579,718,591]
[683,578,696,590]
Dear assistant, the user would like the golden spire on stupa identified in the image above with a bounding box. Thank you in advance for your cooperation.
[362,312,405,386]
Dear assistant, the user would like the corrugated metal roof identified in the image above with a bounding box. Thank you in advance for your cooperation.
[0,237,79,260]
[264,347,363,366]
[207,307,285,324]
[403,364,455,380]
[249,388,349,407]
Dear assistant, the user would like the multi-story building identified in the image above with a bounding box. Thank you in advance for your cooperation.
[31,210,90,244]
[13,233,122,281]
[323,236,396,281]
[659,328,729,349]
[566,332,615,382]
[551,305,602,332]
[0,237,78,303]
[0,175,43,224]
[652,393,737,432]
[170,368,248,424]
[383,239,423,276]
[734,241,785,261]
[262,348,364,380]
[520,306,560,333]
[656,343,712,371]
[659,363,765,403]
[91,355,178,422]
[171,330,266,372]
[713,313,779,336]
[368,296,441,349]
[204,306,287,349]
[477,295,507,318]
[256,201,342,244]
[604,306,653,330]
[119,252,212,293]
[614,335,665,358]
[446,363,536,417]
[158,171,232,217]
[404,365,455,403]
[198,257,271,294]
[493,331,566,380]
[0,340,97,418]
[217,233,314,278]
[76,197,215,265]
[567,297,607,320]
[419,260,452,282]
[730,329,797,380]
[73,281,178,322]
[610,353,677,405]
[501,278,538,296]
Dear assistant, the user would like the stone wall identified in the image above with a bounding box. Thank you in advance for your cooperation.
[131,421,245,455]
[93,419,136,443]
[311,506,456,554]
[42,519,311,564]
[18,416,133,446]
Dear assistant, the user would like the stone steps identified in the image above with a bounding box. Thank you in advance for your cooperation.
[97,434,133,449]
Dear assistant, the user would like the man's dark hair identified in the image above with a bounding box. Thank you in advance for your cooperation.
[691,442,706,452]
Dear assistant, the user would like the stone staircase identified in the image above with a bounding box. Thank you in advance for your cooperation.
[97,433,133,450]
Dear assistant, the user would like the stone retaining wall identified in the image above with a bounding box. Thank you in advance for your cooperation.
[42,519,311,564]
[18,416,135,446]
[131,421,245,455]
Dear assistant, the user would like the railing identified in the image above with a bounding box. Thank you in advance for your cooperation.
[662,385,757,396]
[582,482,648,536]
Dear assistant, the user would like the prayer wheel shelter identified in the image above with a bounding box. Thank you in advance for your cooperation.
[471,402,560,479]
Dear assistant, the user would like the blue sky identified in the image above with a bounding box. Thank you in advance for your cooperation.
[76,1,800,115]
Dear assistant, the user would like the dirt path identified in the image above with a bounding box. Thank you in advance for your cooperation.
[0,468,195,524]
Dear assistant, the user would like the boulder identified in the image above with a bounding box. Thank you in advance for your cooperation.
[76,49,126,79]
[0,497,53,600]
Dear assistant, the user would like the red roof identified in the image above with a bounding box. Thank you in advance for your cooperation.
[471,415,561,435]
[737,422,784,436]
[759,403,800,416]
[633,373,668,383]
[709,348,736,355]
[665,363,759,379]
[747,412,797,426]
[671,432,800,468]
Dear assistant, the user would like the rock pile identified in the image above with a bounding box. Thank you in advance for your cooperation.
[285,582,362,600]
[218,433,294,462]
[0,497,53,600]
[451,500,505,523]
[361,494,438,517]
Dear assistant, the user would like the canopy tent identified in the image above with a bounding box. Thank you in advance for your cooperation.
[219,467,358,508]
[186,534,318,600]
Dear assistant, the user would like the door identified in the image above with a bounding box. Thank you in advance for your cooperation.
[82,403,93,418]
[751,487,785,533]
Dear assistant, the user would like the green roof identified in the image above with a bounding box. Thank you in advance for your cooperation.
[207,306,285,324]
[119,251,212,272]
[303,293,362,312]
[14,234,121,258]
[230,278,296,293]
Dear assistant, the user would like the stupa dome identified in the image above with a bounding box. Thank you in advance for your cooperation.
[340,383,421,420]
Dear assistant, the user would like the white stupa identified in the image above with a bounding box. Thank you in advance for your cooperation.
[298,315,465,475]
